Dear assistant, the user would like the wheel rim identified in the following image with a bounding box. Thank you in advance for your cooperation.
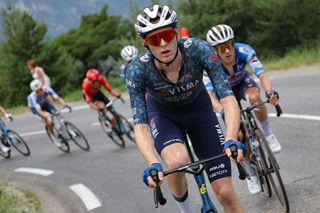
[8,131,30,156]
[256,129,289,212]
[99,116,125,148]
[65,122,90,151]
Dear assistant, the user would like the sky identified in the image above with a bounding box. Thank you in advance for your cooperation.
[0,0,156,38]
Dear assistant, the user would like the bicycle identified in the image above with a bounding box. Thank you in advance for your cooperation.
[98,96,135,148]
[150,135,247,213]
[0,117,30,159]
[238,99,289,212]
[45,105,90,153]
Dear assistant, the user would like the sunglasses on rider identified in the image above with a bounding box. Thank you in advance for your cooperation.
[215,40,234,54]
[145,29,177,46]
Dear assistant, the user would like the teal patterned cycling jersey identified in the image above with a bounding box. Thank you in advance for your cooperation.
[126,38,233,125]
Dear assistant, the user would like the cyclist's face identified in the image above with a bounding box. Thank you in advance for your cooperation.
[144,27,178,63]
[215,41,235,64]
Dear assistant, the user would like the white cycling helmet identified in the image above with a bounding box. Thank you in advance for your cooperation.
[135,5,177,38]
[207,24,234,46]
[121,45,138,61]
[30,79,42,91]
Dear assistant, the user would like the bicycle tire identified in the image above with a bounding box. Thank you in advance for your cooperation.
[255,129,289,212]
[99,115,125,148]
[118,115,135,144]
[0,138,10,159]
[253,147,272,197]
[7,130,30,156]
[65,121,90,151]
[45,127,70,153]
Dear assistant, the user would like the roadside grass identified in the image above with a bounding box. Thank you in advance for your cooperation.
[264,44,320,71]
[0,181,41,213]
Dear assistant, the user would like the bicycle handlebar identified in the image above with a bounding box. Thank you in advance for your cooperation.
[241,100,283,117]
[53,104,72,116]
[106,96,125,108]
[150,146,248,208]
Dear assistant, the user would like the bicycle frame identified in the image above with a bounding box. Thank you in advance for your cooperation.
[104,97,126,134]
[0,119,9,138]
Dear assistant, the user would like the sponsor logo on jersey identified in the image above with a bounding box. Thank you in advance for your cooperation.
[215,124,225,145]
[149,118,159,139]
[211,55,218,62]
[239,47,250,54]
[184,39,192,48]
[168,79,200,95]
[155,91,167,97]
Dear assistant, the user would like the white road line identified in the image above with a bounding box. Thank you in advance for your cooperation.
[14,167,54,176]
[91,122,100,126]
[69,183,101,211]
[20,130,46,137]
[269,113,320,121]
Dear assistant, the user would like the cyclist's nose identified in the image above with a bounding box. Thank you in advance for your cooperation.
[159,38,168,47]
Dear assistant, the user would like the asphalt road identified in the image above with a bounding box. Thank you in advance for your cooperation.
[0,64,319,213]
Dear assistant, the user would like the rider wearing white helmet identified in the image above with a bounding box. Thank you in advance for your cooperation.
[205,24,281,195]
[127,5,246,213]
[120,45,139,87]
[27,79,68,147]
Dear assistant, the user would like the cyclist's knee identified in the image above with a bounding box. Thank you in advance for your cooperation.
[97,101,105,109]
[214,182,237,206]
[161,143,189,170]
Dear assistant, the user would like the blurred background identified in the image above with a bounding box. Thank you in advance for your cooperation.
[0,0,319,108]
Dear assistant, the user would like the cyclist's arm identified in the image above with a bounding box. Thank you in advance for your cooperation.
[35,67,45,85]
[100,76,120,97]
[220,96,240,141]
[0,106,7,115]
[134,124,160,166]
[207,90,224,113]
[258,73,273,92]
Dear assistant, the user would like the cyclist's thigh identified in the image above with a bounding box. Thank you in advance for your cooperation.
[42,101,56,114]
[30,107,43,121]
[187,111,231,183]
[92,91,110,105]
[237,77,259,101]
[148,114,186,156]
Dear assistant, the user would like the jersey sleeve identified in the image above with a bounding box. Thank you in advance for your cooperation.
[238,44,265,77]
[27,93,41,110]
[46,87,59,100]
[82,80,93,103]
[203,75,214,91]
[100,76,112,92]
[195,39,233,100]
[126,59,147,125]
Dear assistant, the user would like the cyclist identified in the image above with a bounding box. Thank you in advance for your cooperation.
[205,24,281,194]
[27,59,51,88]
[82,68,121,125]
[127,5,246,213]
[120,45,139,87]
[0,106,13,153]
[27,79,67,147]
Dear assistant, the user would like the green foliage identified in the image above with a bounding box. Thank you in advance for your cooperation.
[177,0,320,57]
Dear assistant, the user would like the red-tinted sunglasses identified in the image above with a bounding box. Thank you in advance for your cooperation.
[145,29,177,46]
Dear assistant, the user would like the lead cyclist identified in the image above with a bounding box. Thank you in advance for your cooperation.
[126,5,246,213]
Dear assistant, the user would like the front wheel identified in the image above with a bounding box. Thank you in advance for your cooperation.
[7,130,30,156]
[0,138,10,159]
[255,129,289,212]
[99,115,125,148]
[65,121,90,151]
[118,115,135,144]
[45,126,70,153]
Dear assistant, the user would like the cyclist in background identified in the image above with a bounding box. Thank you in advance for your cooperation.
[0,106,13,153]
[120,45,139,88]
[127,5,246,213]
[27,59,51,89]
[27,79,67,147]
[204,24,281,194]
[82,68,121,117]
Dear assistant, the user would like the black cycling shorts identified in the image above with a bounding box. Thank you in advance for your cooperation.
[147,88,231,183]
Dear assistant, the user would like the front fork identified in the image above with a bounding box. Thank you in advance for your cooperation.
[194,174,218,213]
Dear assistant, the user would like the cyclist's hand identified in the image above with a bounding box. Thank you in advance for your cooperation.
[143,163,164,188]
[64,103,72,112]
[5,113,13,122]
[117,94,125,103]
[224,140,246,162]
[265,90,279,105]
